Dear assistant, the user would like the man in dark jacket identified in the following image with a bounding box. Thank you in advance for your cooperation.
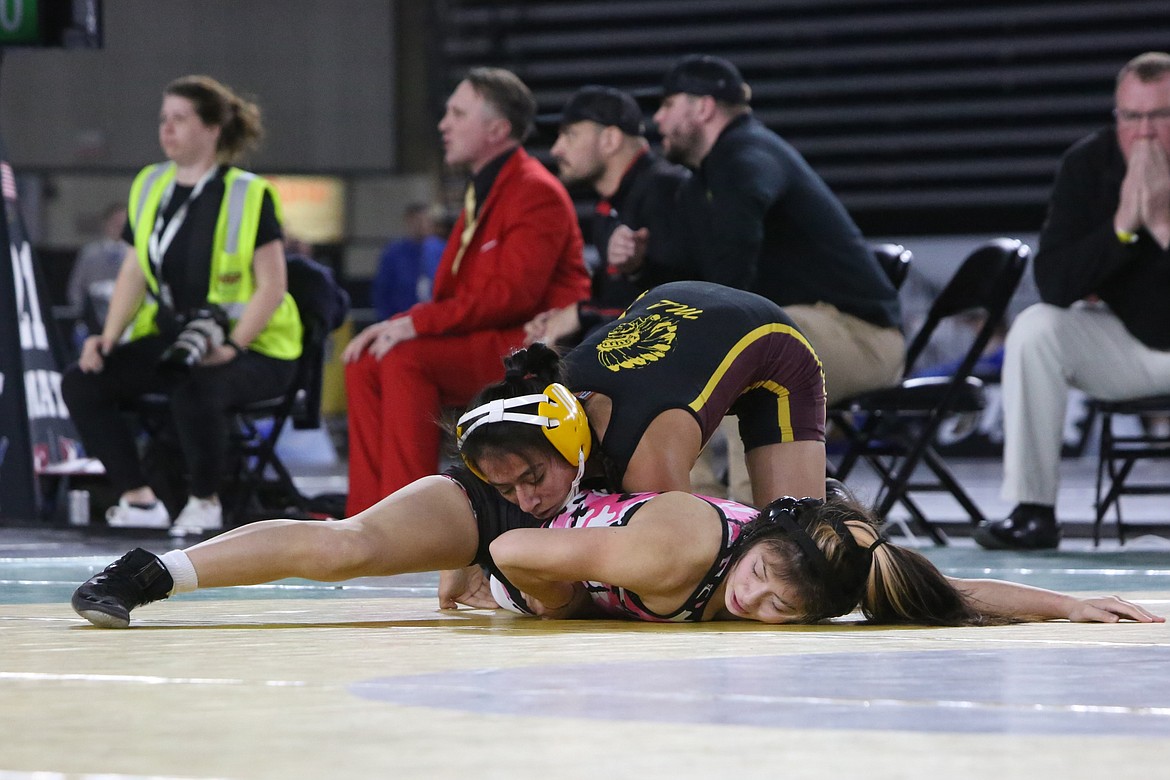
[525,85,690,346]
[610,55,904,502]
[975,51,1170,551]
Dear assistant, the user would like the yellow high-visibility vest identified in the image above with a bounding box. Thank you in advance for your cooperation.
[126,163,301,360]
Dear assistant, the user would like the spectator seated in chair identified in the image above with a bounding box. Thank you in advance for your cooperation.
[61,75,301,538]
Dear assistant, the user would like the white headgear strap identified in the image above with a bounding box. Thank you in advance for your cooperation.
[456,394,559,448]
[560,446,587,513]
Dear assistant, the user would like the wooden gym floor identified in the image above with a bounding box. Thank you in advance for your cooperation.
[2,520,1169,780]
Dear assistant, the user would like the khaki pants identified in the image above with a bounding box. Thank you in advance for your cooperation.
[1002,302,1170,507]
[785,302,904,407]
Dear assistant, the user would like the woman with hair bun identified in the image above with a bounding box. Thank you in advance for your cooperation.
[62,75,301,538]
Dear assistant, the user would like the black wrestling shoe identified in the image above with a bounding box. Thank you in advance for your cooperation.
[71,548,173,628]
[972,504,1061,551]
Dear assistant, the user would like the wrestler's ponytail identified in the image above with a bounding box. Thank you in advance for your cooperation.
[851,525,998,626]
[823,504,1013,625]
[501,342,566,388]
[739,494,1007,626]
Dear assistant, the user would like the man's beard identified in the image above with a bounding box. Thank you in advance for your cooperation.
[664,124,703,167]
[559,159,606,189]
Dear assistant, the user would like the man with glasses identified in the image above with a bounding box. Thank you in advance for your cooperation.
[975,51,1170,550]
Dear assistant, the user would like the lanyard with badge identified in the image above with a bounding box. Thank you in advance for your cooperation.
[147,165,217,311]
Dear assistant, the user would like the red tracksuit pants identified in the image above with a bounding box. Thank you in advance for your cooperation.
[344,330,517,515]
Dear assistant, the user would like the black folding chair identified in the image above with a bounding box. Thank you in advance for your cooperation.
[1090,394,1170,546]
[131,315,329,525]
[830,238,1029,544]
[224,255,349,522]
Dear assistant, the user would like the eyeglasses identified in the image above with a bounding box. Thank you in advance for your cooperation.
[1113,107,1170,124]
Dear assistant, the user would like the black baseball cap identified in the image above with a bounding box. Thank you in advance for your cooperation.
[559,85,645,136]
[662,54,750,105]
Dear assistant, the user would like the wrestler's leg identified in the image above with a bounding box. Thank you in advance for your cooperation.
[745,440,828,506]
[188,476,478,586]
[72,476,479,626]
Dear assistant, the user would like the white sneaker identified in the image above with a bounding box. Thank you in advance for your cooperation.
[169,496,223,538]
[105,499,170,529]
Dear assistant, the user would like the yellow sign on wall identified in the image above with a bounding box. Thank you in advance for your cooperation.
[266,175,346,244]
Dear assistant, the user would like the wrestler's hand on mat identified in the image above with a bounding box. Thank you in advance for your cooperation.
[1064,595,1164,623]
[438,566,499,610]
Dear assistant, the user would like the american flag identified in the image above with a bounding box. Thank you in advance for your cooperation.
[1,162,17,202]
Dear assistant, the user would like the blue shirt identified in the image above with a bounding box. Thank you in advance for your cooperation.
[372,235,445,320]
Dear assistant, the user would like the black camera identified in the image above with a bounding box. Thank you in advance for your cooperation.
[158,305,231,374]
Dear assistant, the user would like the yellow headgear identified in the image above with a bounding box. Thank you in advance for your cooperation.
[455,383,593,481]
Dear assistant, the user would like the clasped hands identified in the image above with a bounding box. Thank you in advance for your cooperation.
[607,224,650,276]
[1117,138,1170,249]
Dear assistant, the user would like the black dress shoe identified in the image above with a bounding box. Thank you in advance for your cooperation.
[972,504,1061,550]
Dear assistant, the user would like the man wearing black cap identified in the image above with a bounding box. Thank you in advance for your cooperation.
[611,54,905,501]
[525,85,690,347]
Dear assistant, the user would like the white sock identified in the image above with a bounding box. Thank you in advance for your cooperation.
[160,549,200,595]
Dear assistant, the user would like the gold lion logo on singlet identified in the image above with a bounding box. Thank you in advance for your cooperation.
[596,314,679,371]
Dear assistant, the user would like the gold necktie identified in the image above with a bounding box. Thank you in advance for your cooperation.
[451,183,477,274]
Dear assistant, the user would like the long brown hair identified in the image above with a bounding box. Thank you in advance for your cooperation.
[732,495,1002,626]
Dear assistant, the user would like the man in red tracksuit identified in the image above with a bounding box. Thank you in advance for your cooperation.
[343,67,591,514]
